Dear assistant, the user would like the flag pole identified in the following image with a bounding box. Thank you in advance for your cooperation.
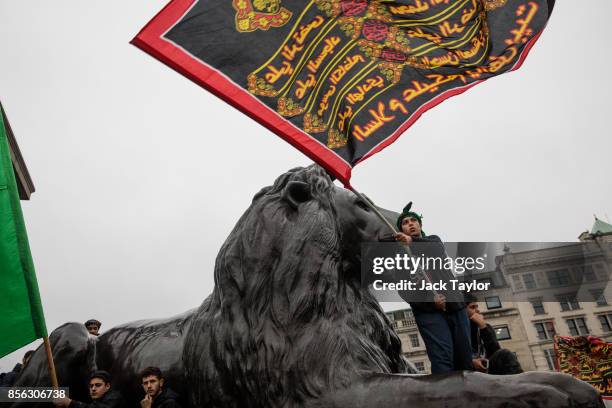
[43,336,59,388]
[348,186,398,234]
[347,185,439,300]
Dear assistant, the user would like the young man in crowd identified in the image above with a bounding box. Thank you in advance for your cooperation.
[465,294,524,375]
[465,293,501,372]
[140,367,182,408]
[84,319,101,336]
[54,370,127,408]
[394,202,473,374]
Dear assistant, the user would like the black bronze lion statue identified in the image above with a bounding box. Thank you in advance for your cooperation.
[13,166,602,407]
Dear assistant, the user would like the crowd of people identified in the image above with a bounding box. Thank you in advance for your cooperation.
[52,365,182,408]
[0,320,182,408]
[394,203,524,375]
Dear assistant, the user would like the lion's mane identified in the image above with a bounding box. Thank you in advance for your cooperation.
[184,166,410,407]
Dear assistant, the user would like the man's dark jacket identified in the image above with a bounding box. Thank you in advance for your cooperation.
[69,389,127,408]
[152,388,182,408]
[397,235,465,313]
[471,322,501,358]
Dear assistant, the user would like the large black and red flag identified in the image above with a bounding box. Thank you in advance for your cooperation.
[133,0,555,186]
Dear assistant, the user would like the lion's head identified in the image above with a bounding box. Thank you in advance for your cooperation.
[185,166,411,407]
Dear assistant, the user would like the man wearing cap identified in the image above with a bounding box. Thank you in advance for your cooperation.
[395,203,473,374]
[85,319,101,336]
[53,370,127,408]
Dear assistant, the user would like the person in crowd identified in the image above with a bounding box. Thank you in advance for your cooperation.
[0,350,34,386]
[488,348,524,375]
[140,366,182,408]
[465,293,501,372]
[85,319,101,336]
[465,294,524,374]
[54,370,127,408]
[394,202,472,374]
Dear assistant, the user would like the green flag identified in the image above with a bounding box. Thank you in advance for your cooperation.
[0,110,47,358]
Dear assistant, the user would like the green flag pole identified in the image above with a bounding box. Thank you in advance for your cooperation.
[43,336,59,388]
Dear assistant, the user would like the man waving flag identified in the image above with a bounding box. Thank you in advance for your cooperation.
[133,0,555,185]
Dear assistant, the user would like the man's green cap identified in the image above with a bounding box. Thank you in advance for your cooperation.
[396,202,423,231]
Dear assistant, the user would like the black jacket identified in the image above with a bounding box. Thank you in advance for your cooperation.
[397,235,465,313]
[0,363,21,386]
[151,388,182,408]
[471,322,501,359]
[69,389,127,408]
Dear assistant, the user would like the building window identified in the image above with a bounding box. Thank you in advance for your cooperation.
[572,266,595,283]
[390,310,415,328]
[523,273,536,289]
[409,334,420,348]
[485,296,502,310]
[547,269,571,287]
[535,321,556,340]
[544,349,556,370]
[599,294,608,306]
[590,289,608,306]
[494,325,511,340]
[557,294,580,312]
[530,299,546,315]
[566,318,589,336]
[414,361,425,372]
[599,315,612,332]
[393,311,406,321]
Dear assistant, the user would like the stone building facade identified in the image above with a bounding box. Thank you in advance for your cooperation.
[386,308,430,373]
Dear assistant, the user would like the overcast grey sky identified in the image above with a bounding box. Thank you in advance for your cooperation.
[1,1,611,371]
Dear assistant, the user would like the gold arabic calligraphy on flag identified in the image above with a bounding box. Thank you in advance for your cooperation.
[244,0,542,150]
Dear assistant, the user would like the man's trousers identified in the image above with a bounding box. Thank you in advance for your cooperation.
[413,308,473,374]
